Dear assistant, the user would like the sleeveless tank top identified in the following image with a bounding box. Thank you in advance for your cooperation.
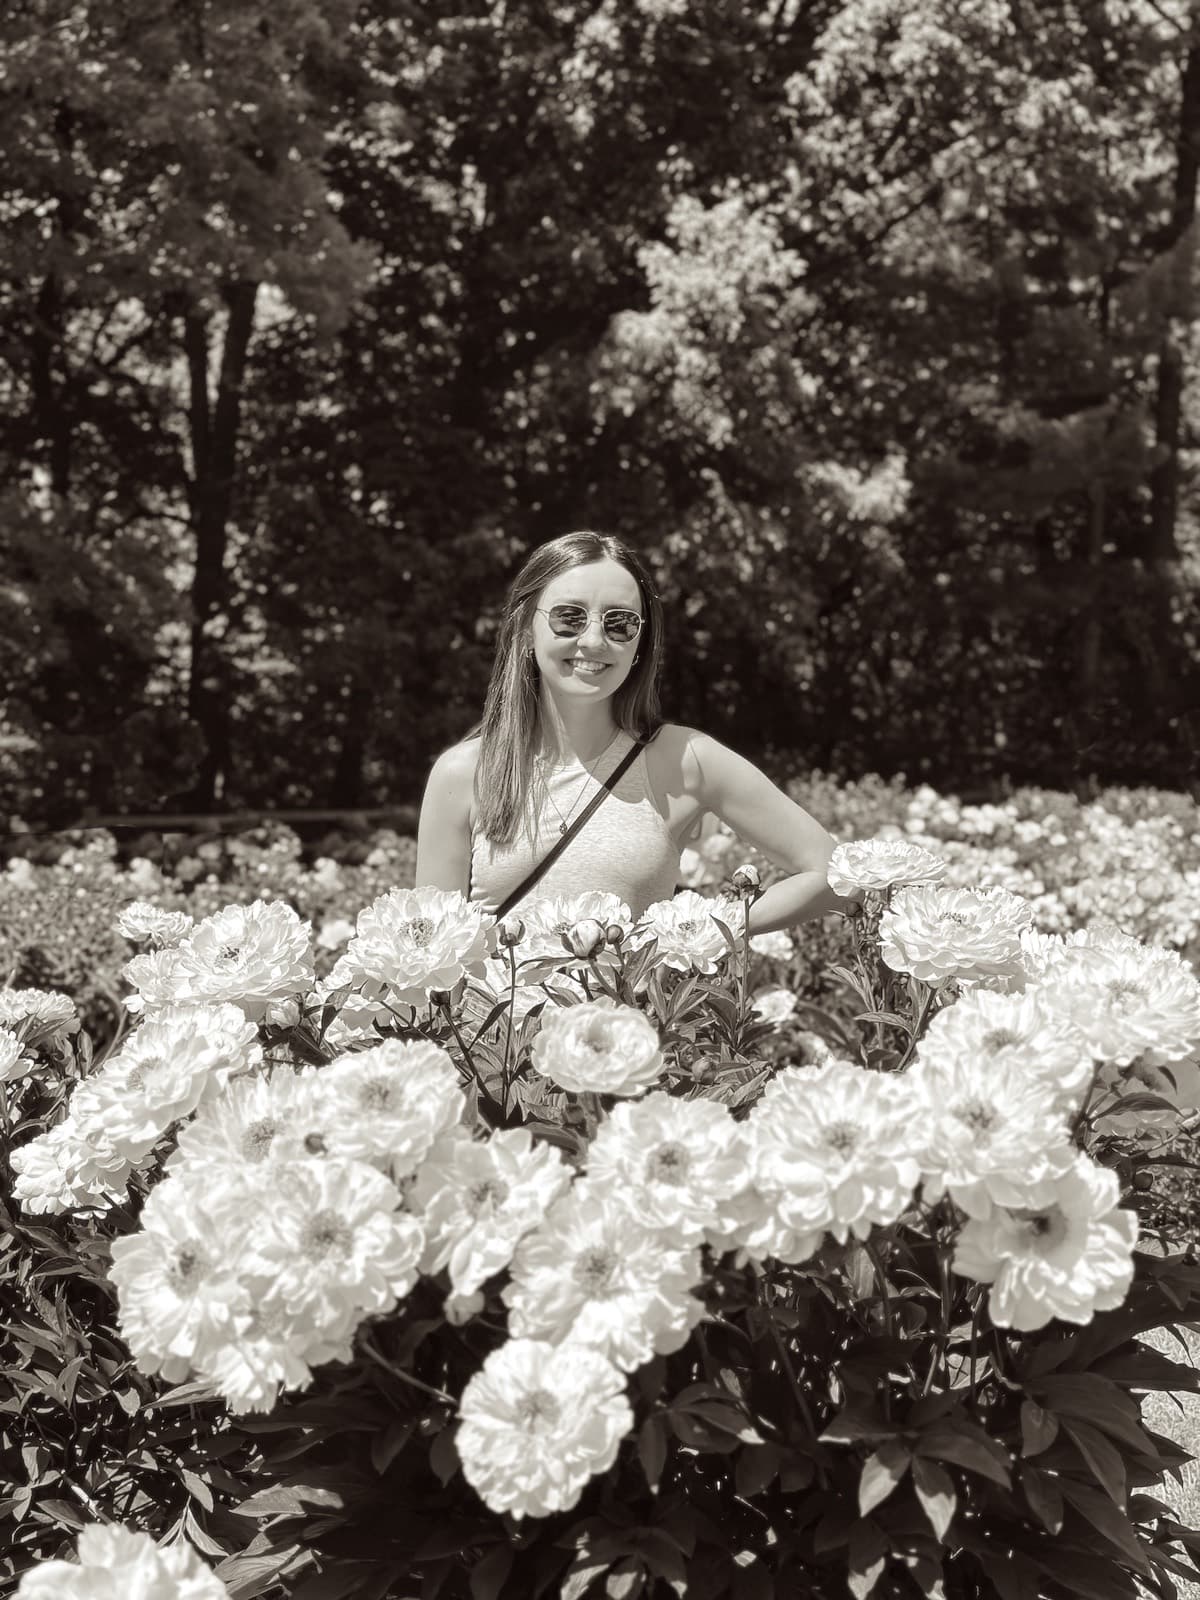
[469,732,681,919]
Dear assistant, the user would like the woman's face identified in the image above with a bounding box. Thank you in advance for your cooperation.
[529,557,644,705]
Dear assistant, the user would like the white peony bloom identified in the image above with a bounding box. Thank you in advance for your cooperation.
[1035,943,1200,1068]
[115,901,195,948]
[630,889,744,974]
[749,929,795,961]
[0,1026,35,1084]
[413,1126,573,1296]
[751,987,799,1026]
[826,838,947,896]
[0,986,79,1046]
[457,1338,633,1519]
[915,986,1094,1118]
[953,1156,1138,1331]
[15,1524,231,1600]
[316,917,356,950]
[305,1038,466,1180]
[584,1092,748,1244]
[745,1062,921,1256]
[237,1159,425,1351]
[908,1055,1076,1219]
[166,901,315,1022]
[85,1004,263,1166]
[341,886,490,1006]
[503,1183,704,1371]
[307,952,410,1050]
[166,1067,319,1177]
[530,997,663,1097]
[880,884,1033,984]
[123,946,188,1016]
[108,1168,250,1384]
[11,1115,136,1215]
[516,892,634,963]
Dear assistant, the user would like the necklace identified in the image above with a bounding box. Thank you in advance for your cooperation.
[542,730,622,836]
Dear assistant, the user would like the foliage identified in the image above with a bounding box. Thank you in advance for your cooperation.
[4,858,1200,1598]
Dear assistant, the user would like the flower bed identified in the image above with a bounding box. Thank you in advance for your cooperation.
[3,838,1200,1598]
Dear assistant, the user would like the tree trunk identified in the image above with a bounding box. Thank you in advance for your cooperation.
[183,280,259,808]
[1148,30,1200,561]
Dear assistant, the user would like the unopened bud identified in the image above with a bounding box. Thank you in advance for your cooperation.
[445,1289,486,1325]
[604,922,626,947]
[731,863,761,894]
[497,915,525,948]
[567,918,606,960]
[428,988,452,1008]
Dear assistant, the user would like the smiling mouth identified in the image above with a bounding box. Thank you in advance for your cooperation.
[568,660,610,674]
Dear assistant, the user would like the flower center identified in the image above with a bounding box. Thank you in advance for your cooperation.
[678,918,706,938]
[647,1142,689,1184]
[467,1178,509,1213]
[219,944,242,965]
[981,1028,1023,1053]
[301,1209,352,1260]
[1105,978,1147,1012]
[951,1097,999,1135]
[404,918,435,947]
[580,1018,612,1055]
[823,1120,859,1156]
[942,912,971,927]
[516,1387,561,1431]
[359,1078,396,1112]
[575,1245,618,1294]
[1016,1207,1069,1252]
[241,1118,278,1160]
[168,1246,203,1291]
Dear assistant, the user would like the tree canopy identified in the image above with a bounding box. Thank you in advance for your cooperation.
[2,0,1198,825]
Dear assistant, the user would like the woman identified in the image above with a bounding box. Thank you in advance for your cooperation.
[416,531,854,933]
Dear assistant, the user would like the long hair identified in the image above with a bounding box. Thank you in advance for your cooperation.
[474,531,665,845]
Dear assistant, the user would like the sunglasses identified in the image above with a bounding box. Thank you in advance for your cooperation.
[535,604,644,644]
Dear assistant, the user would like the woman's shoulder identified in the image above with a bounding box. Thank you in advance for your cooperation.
[431,734,482,776]
[423,737,481,813]
[644,723,711,777]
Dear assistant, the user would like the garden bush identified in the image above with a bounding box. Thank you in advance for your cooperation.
[3,834,1200,1599]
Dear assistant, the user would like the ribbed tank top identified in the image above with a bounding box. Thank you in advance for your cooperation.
[469,732,681,919]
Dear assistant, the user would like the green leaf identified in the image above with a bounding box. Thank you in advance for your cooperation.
[1019,1399,1058,1457]
[847,1518,889,1600]
[369,1417,415,1475]
[1061,1418,1127,1507]
[180,1467,214,1512]
[1033,1547,1141,1600]
[915,1420,1011,1488]
[215,1546,308,1600]
[639,1416,667,1491]
[1059,1479,1152,1576]
[734,1443,783,1498]
[470,1544,515,1600]
[911,1456,956,1541]
[1019,1464,1063,1534]
[858,1441,911,1516]
[429,1424,460,1486]
[820,1407,897,1445]
[32,1496,87,1531]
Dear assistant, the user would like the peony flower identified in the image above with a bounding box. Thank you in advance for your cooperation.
[166,901,315,1022]
[0,986,79,1047]
[457,1338,633,1519]
[0,1025,35,1084]
[11,1114,136,1215]
[123,945,188,1016]
[299,1038,466,1181]
[907,1054,1076,1219]
[307,953,410,1051]
[826,838,948,897]
[953,1156,1138,1331]
[914,986,1094,1118]
[751,987,799,1026]
[341,886,490,1005]
[517,892,634,964]
[108,1167,251,1384]
[15,1524,231,1600]
[503,1183,704,1370]
[584,1092,748,1244]
[316,917,356,951]
[413,1126,573,1295]
[84,1004,263,1165]
[115,901,195,947]
[750,929,794,961]
[630,889,745,974]
[880,884,1033,984]
[530,997,663,1096]
[1033,943,1200,1068]
[743,1062,921,1258]
[167,1067,320,1177]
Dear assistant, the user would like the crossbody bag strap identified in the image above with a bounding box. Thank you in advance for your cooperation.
[493,737,646,922]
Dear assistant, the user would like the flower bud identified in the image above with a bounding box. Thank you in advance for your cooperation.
[604,923,626,947]
[567,918,606,960]
[497,915,525,948]
[731,863,761,895]
[445,1289,486,1325]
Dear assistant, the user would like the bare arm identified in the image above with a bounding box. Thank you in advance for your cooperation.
[683,731,857,934]
[415,742,479,896]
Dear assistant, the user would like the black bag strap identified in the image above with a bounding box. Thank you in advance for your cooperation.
[494,737,646,921]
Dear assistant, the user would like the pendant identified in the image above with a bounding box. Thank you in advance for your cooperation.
[558,822,567,836]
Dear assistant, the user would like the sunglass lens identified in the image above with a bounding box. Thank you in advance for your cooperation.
[604,611,642,642]
[548,605,588,635]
